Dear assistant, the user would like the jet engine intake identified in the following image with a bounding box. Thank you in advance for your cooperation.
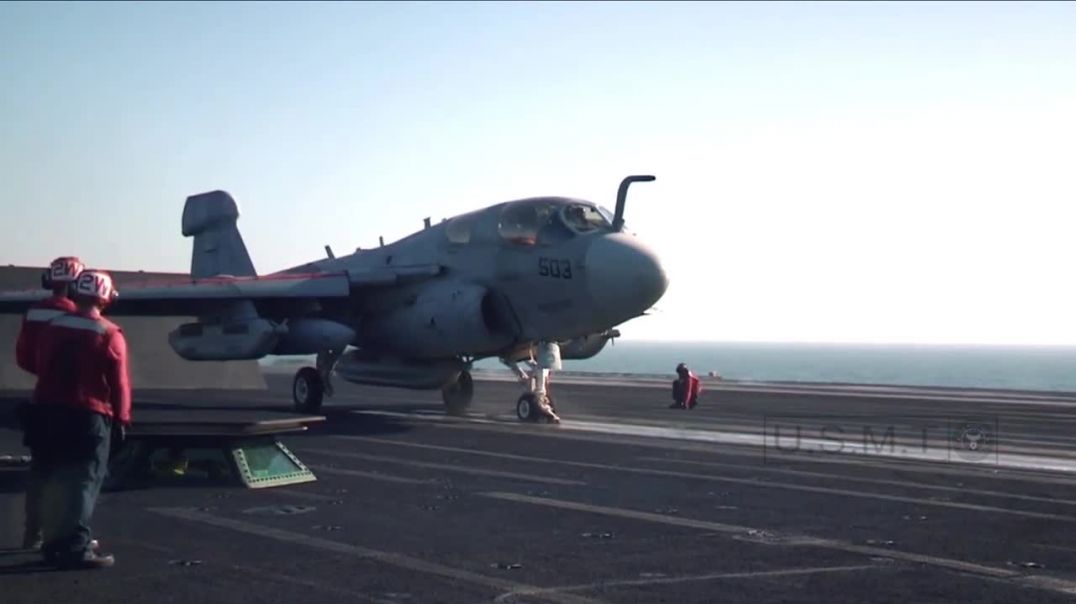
[362,282,517,358]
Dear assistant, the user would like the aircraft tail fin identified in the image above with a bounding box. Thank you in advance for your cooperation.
[181,190,257,278]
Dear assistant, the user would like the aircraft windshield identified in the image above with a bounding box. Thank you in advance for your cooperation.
[498,200,612,245]
[445,214,473,244]
[561,204,611,234]
[597,205,615,225]
[498,202,557,246]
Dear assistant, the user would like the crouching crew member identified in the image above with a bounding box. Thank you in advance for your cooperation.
[28,269,130,569]
[670,362,701,410]
[15,256,84,551]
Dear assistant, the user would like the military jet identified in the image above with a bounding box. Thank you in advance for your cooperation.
[0,176,668,422]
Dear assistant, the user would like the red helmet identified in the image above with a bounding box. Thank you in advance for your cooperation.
[42,256,85,288]
[72,269,119,305]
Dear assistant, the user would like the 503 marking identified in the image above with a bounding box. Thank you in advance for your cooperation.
[538,257,573,279]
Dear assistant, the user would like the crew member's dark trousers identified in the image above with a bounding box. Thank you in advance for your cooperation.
[24,456,45,540]
[19,399,44,542]
[31,410,111,563]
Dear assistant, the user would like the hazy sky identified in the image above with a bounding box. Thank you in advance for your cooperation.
[2,1,1074,345]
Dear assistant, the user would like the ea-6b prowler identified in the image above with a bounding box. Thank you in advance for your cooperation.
[0,176,668,422]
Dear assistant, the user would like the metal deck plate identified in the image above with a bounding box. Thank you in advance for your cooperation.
[232,440,316,488]
[104,412,324,490]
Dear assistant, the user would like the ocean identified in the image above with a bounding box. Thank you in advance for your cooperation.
[471,341,1076,393]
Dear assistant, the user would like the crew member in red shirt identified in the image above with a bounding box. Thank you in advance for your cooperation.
[28,269,129,569]
[15,256,83,551]
[670,362,702,410]
[15,256,84,374]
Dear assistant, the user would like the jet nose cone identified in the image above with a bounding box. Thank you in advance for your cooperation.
[586,233,668,323]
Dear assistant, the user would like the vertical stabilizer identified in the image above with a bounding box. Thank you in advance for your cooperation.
[181,191,257,278]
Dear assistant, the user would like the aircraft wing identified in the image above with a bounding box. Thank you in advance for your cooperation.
[0,265,443,317]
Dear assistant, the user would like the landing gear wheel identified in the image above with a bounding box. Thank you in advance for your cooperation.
[442,371,474,416]
[516,393,558,423]
[516,393,540,422]
[293,366,324,414]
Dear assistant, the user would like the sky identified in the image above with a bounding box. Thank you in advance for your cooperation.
[2,1,1075,345]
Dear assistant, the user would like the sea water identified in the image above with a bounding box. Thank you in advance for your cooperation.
[474,341,1076,393]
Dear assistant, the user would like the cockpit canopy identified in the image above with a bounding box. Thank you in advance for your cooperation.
[495,197,614,246]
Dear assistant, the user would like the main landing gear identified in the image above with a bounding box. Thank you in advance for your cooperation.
[504,342,562,424]
[292,349,477,417]
[292,349,341,414]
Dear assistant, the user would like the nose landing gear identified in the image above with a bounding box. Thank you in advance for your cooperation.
[515,392,559,423]
[504,342,562,424]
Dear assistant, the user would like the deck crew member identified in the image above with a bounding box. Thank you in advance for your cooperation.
[29,269,129,569]
[15,256,84,550]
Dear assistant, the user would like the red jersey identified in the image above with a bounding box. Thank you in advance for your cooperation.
[32,311,132,425]
[15,295,77,374]
[673,373,702,407]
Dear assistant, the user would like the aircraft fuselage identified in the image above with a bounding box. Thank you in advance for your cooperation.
[282,196,667,361]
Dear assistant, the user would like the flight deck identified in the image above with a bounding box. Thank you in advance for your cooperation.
[3,375,1076,603]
